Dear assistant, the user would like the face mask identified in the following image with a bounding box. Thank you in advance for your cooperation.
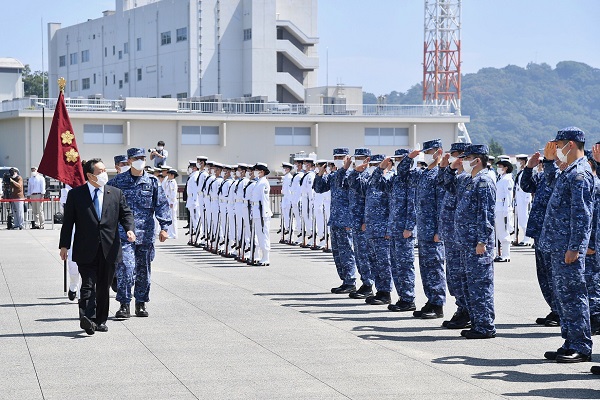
[94,172,109,187]
[210,168,215,175]
[121,166,130,173]
[235,171,241,178]
[424,153,434,165]
[497,167,505,176]
[132,160,146,170]
[253,170,260,178]
[157,146,164,151]
[314,167,320,174]
[448,156,457,164]
[220,171,225,178]
[31,171,37,176]
[333,160,344,168]
[462,160,474,174]
[556,143,570,163]
[326,167,331,173]
[367,166,376,174]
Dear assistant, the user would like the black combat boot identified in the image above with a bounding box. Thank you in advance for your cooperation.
[115,303,130,319]
[349,284,373,299]
[135,302,149,317]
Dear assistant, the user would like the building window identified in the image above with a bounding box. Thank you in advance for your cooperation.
[181,126,219,145]
[93,73,96,84]
[118,50,122,60]
[124,42,129,54]
[81,50,90,63]
[105,76,108,86]
[82,78,90,90]
[124,72,129,83]
[137,68,142,81]
[161,94,172,98]
[112,45,115,55]
[177,92,188,99]
[83,124,124,144]
[105,47,107,57]
[364,127,409,146]
[59,55,66,67]
[119,80,123,89]
[136,37,142,51]
[70,80,79,91]
[113,75,116,85]
[176,27,187,42]
[275,127,310,146]
[161,31,171,45]
[243,28,252,41]
[69,52,78,65]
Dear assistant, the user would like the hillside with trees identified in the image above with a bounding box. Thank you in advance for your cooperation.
[364,61,600,154]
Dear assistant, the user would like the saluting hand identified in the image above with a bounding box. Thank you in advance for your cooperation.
[593,144,600,163]
[408,150,420,159]
[380,157,392,170]
[450,157,462,170]
[126,230,136,242]
[527,152,541,169]
[545,141,557,161]
[440,153,450,168]
[355,157,370,172]
[343,155,352,170]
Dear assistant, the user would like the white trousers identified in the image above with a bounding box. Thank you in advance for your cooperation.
[301,196,312,235]
[167,203,178,239]
[290,198,301,235]
[495,213,513,258]
[253,217,271,262]
[281,197,292,231]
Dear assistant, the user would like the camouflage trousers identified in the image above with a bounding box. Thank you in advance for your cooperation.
[330,227,356,286]
[460,245,495,335]
[585,252,600,324]
[550,251,592,355]
[367,237,393,293]
[115,242,155,304]
[534,244,557,313]
[390,236,415,302]
[445,240,469,312]
[352,229,374,286]
[417,240,446,306]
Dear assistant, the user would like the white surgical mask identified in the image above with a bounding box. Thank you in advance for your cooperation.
[462,160,474,174]
[95,172,109,187]
[333,160,344,169]
[367,165,376,174]
[424,153,434,165]
[12,173,17,178]
[326,166,331,173]
[497,167,505,176]
[253,170,260,178]
[210,168,215,175]
[157,146,164,151]
[315,167,320,174]
[132,160,146,170]
[448,156,457,164]
[235,171,241,178]
[121,166,131,173]
[556,143,570,163]
[187,167,192,175]
[220,171,225,178]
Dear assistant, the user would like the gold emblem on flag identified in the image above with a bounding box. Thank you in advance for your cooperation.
[65,148,79,163]
[61,130,74,145]
[58,77,66,92]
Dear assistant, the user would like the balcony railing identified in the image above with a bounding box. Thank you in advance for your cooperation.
[2,97,454,117]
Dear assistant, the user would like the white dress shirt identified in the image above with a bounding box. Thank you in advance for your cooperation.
[87,182,104,218]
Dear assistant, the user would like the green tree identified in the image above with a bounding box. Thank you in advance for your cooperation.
[22,65,48,98]
[488,138,504,156]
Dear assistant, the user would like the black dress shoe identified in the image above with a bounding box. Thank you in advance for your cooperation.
[80,316,96,335]
[536,311,559,326]
[256,262,270,266]
[414,302,443,319]
[183,224,190,229]
[388,300,416,312]
[96,323,108,332]
[135,302,149,317]
[444,311,471,329]
[544,347,567,360]
[442,310,468,327]
[348,284,373,299]
[331,284,357,294]
[494,257,510,263]
[277,228,282,234]
[556,350,592,363]
[591,365,600,375]
[115,303,130,319]
[368,291,391,305]
[461,329,496,339]
[68,290,77,301]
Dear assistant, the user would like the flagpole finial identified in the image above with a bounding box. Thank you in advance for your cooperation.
[58,77,66,92]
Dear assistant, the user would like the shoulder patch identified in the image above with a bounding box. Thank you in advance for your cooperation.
[478,182,488,187]
[575,174,584,181]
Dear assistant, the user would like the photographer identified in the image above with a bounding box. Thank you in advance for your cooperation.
[149,140,168,168]
[8,167,25,230]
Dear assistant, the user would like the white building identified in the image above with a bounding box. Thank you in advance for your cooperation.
[48,0,318,103]
[0,58,25,101]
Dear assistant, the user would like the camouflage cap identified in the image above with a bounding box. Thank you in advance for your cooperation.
[127,148,145,158]
[554,126,585,143]
[114,154,127,164]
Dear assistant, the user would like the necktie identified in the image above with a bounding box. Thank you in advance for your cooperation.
[93,188,101,219]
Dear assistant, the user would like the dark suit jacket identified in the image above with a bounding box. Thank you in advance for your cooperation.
[59,183,134,264]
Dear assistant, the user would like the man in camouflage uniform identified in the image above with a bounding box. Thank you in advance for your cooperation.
[584,148,600,336]
[314,148,357,294]
[541,127,594,363]
[109,148,172,319]
[438,142,471,328]
[401,139,446,319]
[454,144,497,339]
[520,143,560,327]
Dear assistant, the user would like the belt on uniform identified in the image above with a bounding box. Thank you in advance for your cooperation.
[31,193,42,195]
[251,201,260,205]
[235,200,245,203]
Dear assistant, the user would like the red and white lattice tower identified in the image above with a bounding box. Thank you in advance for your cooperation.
[423,0,462,112]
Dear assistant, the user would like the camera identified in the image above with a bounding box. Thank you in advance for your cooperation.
[2,173,12,196]
[148,148,156,153]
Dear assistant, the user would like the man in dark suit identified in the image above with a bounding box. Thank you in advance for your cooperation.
[60,158,135,335]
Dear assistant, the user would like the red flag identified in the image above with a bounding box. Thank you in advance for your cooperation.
[38,90,86,187]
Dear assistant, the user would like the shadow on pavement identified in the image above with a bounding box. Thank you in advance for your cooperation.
[35,317,79,322]
[433,355,546,367]
[0,331,89,339]
[0,302,71,307]
[474,369,596,383]
[357,332,463,342]
[503,388,600,399]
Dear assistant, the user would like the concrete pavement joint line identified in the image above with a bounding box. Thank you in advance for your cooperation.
[149,280,354,400]
[118,321,200,400]
[0,261,45,400]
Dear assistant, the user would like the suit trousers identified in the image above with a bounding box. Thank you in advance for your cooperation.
[78,247,115,324]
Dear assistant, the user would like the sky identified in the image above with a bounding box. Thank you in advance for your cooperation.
[1,0,599,95]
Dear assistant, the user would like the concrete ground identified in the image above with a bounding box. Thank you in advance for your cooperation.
[0,220,598,400]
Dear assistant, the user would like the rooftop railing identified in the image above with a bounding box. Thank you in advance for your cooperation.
[2,97,454,117]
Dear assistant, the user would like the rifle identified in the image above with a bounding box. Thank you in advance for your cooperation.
[223,209,230,257]
[311,200,318,249]
[249,217,256,265]
[239,217,245,262]
[288,202,295,244]
[212,207,221,254]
